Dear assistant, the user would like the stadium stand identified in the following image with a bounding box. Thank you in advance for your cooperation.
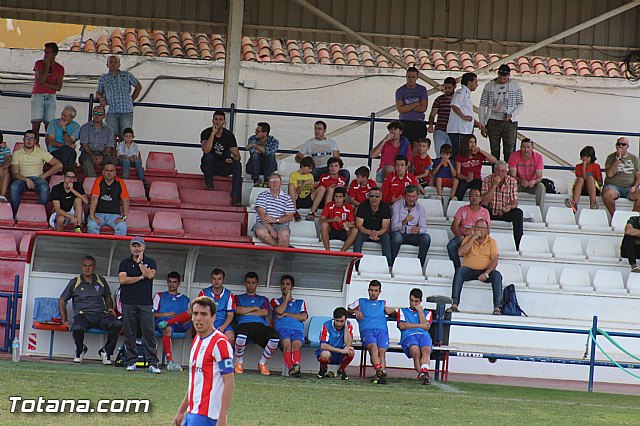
[145,151,177,176]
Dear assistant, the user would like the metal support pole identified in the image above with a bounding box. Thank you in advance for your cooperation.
[367,112,375,169]
[588,315,598,392]
[10,274,19,343]
[88,93,94,120]
[433,302,446,381]
[229,103,236,134]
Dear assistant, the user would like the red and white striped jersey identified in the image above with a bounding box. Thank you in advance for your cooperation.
[188,329,234,420]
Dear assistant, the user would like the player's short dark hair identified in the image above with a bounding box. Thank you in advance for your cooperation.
[418,138,431,146]
[579,146,597,163]
[444,77,456,86]
[355,166,370,178]
[213,110,226,118]
[410,288,423,300]
[327,156,343,168]
[245,271,259,281]
[369,280,381,289]
[24,130,36,138]
[440,144,452,154]
[211,268,225,278]
[257,122,270,134]
[334,187,347,197]
[167,271,181,281]
[82,255,96,265]
[300,156,315,169]
[44,42,59,55]
[461,72,477,86]
[191,296,217,316]
[407,66,419,75]
[333,307,348,319]
[387,120,404,131]
[103,159,116,167]
[315,120,327,130]
[281,274,295,287]
[63,166,77,177]
[395,154,408,165]
[369,186,381,192]
[122,127,134,136]
[404,185,419,195]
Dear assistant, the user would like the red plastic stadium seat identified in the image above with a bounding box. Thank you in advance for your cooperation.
[49,175,64,190]
[151,212,185,237]
[0,203,15,227]
[82,177,97,195]
[145,152,177,176]
[12,142,24,153]
[149,181,181,207]
[0,259,25,291]
[18,234,32,258]
[123,179,148,205]
[15,204,49,229]
[0,233,18,258]
[127,210,152,236]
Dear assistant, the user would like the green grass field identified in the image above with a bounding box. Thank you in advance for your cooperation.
[1,360,639,425]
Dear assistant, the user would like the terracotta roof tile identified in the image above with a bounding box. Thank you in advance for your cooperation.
[84,39,96,53]
[531,57,547,75]
[153,31,169,57]
[241,36,256,61]
[69,41,80,52]
[359,45,374,66]
[605,61,621,77]
[474,53,488,69]
[403,49,417,67]
[459,52,475,72]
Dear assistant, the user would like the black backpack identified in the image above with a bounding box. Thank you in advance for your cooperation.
[541,178,556,194]
[114,340,150,367]
[501,284,527,316]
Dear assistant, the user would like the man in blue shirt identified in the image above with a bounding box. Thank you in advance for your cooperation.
[45,105,81,169]
[246,122,279,187]
[348,280,396,384]
[315,307,354,381]
[397,288,433,385]
[395,66,429,154]
[271,275,307,378]
[234,271,280,376]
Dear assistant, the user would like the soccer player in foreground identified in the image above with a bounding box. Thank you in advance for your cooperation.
[174,296,234,426]
[397,288,433,385]
[315,307,355,380]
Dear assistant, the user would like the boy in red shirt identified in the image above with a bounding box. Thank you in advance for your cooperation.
[412,138,433,189]
[307,157,348,221]
[382,155,421,203]
[319,187,357,251]
[348,166,376,208]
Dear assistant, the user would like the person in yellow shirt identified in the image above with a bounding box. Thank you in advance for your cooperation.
[10,130,62,217]
[288,156,316,222]
[450,219,503,315]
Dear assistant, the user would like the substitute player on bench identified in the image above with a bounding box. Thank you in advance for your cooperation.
[315,307,355,381]
[397,288,433,385]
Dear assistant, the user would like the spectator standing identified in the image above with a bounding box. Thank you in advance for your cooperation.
[319,187,357,252]
[565,146,603,212]
[0,131,11,203]
[447,72,484,155]
[49,167,87,232]
[10,130,62,218]
[481,161,523,250]
[59,255,123,364]
[602,137,640,216]
[295,121,349,182]
[451,134,496,201]
[370,121,411,185]
[246,122,279,187]
[31,42,64,142]
[395,66,429,153]
[353,186,393,267]
[78,105,115,178]
[253,173,295,247]
[479,65,524,162]
[200,110,242,206]
[447,188,491,269]
[508,138,545,211]
[45,105,80,169]
[117,236,160,373]
[96,55,142,140]
[116,128,145,181]
[390,185,431,267]
[451,219,503,315]
[397,288,433,385]
[428,77,456,155]
[87,161,130,236]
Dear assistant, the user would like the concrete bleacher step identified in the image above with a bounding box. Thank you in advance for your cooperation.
[183,218,242,237]
[145,174,233,192]
[179,188,231,208]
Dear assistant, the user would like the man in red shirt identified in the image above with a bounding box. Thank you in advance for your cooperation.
[31,42,65,143]
[319,187,357,251]
[382,155,421,203]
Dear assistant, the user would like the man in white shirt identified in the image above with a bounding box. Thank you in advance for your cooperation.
[296,121,350,182]
[446,72,484,155]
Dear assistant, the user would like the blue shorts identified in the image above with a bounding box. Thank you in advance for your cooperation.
[183,413,217,426]
[361,329,390,349]
[276,328,305,344]
[603,184,632,199]
[315,350,344,366]
[401,333,432,358]
[156,319,192,333]
[214,322,234,334]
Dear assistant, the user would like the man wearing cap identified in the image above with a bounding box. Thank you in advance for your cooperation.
[118,236,161,373]
[479,64,524,162]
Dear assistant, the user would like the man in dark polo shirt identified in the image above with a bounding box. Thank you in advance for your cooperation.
[352,186,392,267]
[118,236,160,373]
[87,160,129,235]
[59,255,123,364]
[200,110,242,206]
[49,167,88,232]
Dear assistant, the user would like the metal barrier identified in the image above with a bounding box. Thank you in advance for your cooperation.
[0,275,21,352]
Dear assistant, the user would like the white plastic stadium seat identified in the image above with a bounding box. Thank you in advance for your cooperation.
[552,236,586,262]
[545,206,579,231]
[249,187,269,209]
[490,232,519,258]
[593,270,627,295]
[578,209,611,232]
[288,221,319,245]
[611,211,638,233]
[428,228,450,256]
[519,234,552,259]
[585,239,620,264]
[424,259,455,285]
[498,264,526,288]
[559,267,593,293]
[358,254,391,279]
[519,204,546,229]
[417,199,447,223]
[392,257,425,282]
[626,274,640,296]
[525,265,559,291]
[445,200,467,220]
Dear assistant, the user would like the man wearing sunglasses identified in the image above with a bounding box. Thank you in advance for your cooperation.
[602,137,640,216]
[352,186,392,267]
[79,105,115,178]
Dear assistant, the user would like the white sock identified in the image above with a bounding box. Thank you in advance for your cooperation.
[234,334,247,364]
[259,339,279,365]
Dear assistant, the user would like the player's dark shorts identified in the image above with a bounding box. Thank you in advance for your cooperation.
[276,328,305,344]
[155,318,192,333]
[361,329,390,349]
[184,413,218,425]
[296,196,313,209]
[401,333,432,358]
[235,322,279,347]
[400,120,427,143]
[328,228,348,241]
[315,349,345,365]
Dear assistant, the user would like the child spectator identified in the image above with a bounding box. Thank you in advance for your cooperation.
[348,166,376,208]
[412,138,432,189]
[566,145,603,212]
[451,134,496,201]
[315,307,355,381]
[370,121,411,184]
[430,144,456,200]
[288,156,316,221]
[116,128,145,182]
[319,187,357,251]
[306,157,348,221]
[0,130,10,203]
[382,155,422,203]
